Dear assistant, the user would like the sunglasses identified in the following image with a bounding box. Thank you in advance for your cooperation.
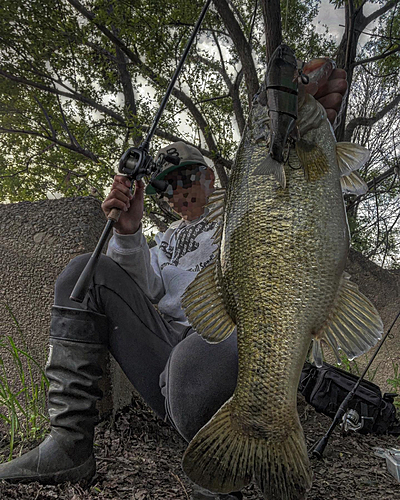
[163,166,206,198]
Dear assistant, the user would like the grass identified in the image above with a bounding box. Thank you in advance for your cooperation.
[0,306,49,461]
[336,353,380,382]
[387,362,400,410]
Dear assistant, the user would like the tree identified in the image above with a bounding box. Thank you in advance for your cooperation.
[335,1,400,267]
[0,0,399,265]
[0,0,332,200]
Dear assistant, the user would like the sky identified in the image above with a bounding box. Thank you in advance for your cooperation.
[314,0,382,46]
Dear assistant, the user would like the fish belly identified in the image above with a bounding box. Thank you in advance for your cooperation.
[222,141,348,434]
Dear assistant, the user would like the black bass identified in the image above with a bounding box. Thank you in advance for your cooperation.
[181,46,383,499]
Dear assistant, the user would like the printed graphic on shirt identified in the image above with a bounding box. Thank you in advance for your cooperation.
[159,241,174,259]
[160,219,217,271]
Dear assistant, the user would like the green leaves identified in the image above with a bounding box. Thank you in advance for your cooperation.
[0,0,398,264]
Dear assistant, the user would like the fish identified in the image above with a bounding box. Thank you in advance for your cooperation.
[180,45,383,499]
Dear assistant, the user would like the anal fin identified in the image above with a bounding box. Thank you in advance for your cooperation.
[312,272,383,367]
[181,260,235,343]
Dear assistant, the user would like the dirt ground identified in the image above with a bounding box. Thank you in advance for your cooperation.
[0,395,399,500]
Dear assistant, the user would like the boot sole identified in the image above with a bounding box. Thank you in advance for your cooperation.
[0,454,96,485]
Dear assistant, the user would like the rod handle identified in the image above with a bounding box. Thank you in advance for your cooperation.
[108,207,121,222]
[69,219,115,303]
[70,254,99,303]
[312,435,329,459]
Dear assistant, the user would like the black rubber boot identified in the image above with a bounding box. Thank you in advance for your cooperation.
[0,306,108,484]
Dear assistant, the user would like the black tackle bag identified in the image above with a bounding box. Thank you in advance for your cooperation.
[299,362,400,435]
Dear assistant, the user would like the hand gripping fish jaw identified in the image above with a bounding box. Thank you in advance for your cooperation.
[253,46,337,189]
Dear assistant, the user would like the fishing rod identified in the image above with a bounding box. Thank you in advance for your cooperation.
[312,308,400,458]
[70,0,212,303]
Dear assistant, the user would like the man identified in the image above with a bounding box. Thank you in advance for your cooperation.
[0,67,347,500]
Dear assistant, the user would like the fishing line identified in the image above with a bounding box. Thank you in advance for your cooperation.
[284,0,289,34]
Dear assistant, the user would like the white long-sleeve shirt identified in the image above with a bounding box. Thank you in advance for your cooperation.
[106,215,217,336]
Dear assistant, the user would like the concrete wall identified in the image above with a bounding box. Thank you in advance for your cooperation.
[0,197,399,419]
[0,197,135,416]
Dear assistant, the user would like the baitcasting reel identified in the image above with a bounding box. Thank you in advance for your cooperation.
[119,145,181,195]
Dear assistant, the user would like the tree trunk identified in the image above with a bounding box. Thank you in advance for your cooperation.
[335,2,366,141]
[261,0,282,63]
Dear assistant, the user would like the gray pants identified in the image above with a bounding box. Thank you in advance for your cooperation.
[54,254,238,442]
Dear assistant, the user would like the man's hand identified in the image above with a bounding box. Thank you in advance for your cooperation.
[102,176,145,234]
[302,58,348,125]
[314,68,347,124]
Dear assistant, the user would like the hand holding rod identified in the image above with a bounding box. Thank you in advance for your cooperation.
[311,308,400,458]
[69,0,212,303]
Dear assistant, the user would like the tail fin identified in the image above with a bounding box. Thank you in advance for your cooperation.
[182,399,312,499]
[253,155,286,189]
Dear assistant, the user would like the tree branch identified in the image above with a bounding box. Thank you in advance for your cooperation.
[66,0,229,186]
[192,49,245,134]
[212,0,259,103]
[346,165,397,211]
[366,207,400,259]
[0,69,126,124]
[0,126,99,162]
[344,94,400,141]
[364,0,398,27]
[352,45,400,67]
[55,92,81,148]
[261,0,282,62]
[137,125,233,171]
[33,96,56,140]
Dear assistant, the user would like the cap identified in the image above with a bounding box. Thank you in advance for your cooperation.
[145,141,208,195]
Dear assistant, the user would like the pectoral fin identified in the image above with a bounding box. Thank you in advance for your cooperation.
[181,260,235,343]
[336,142,370,176]
[312,272,383,367]
[253,155,286,189]
[296,140,329,181]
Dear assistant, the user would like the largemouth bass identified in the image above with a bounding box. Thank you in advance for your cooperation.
[181,46,383,500]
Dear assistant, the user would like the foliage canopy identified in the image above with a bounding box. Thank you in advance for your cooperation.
[0,0,399,265]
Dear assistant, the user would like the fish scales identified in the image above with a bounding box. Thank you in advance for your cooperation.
[182,48,382,500]
[222,103,346,441]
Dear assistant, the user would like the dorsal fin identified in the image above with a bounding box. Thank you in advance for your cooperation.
[205,188,225,246]
[181,260,236,344]
[206,188,225,222]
